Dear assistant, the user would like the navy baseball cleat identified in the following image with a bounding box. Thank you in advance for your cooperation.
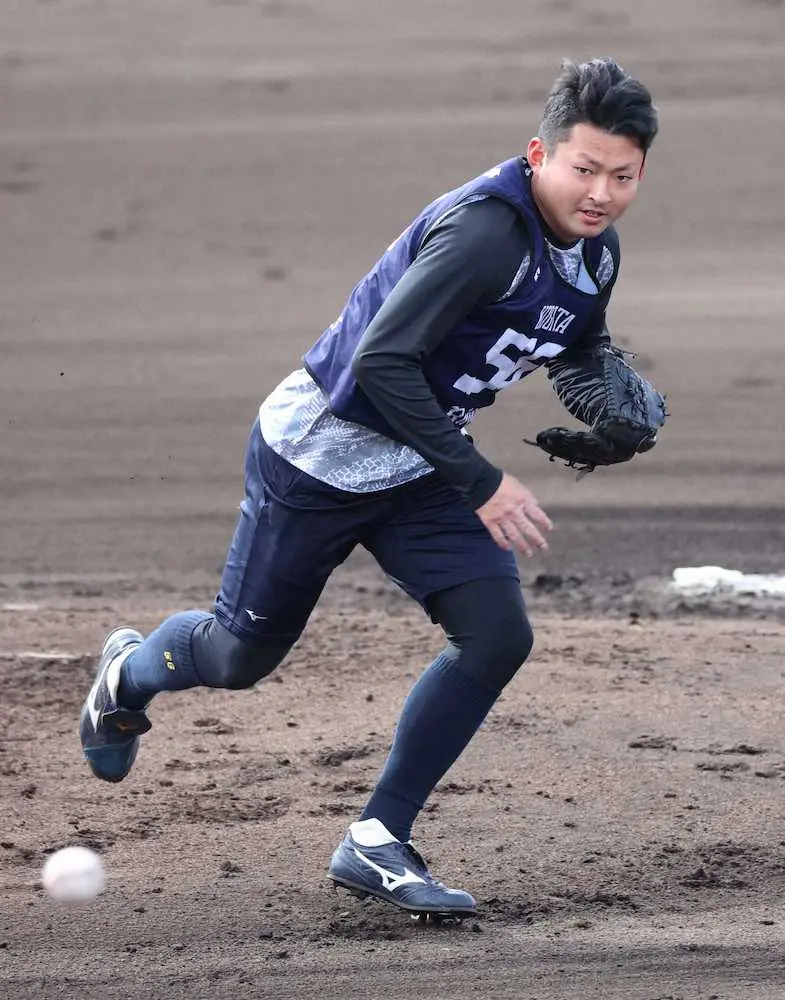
[328,819,477,919]
[79,627,151,783]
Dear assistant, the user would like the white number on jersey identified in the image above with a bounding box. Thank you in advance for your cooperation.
[452,328,562,395]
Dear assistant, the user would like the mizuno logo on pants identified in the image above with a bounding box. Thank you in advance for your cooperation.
[245,609,268,622]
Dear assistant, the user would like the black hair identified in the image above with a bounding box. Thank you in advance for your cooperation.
[539,58,658,153]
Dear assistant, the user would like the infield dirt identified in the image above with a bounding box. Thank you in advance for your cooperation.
[2,2,785,997]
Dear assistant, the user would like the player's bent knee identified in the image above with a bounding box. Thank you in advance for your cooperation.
[482,615,534,681]
[192,619,292,690]
[430,577,534,691]
[456,613,534,692]
[504,615,535,667]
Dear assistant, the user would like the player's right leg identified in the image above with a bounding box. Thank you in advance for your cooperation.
[79,418,360,782]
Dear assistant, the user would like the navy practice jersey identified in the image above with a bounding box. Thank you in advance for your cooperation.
[304,158,615,440]
[261,159,618,506]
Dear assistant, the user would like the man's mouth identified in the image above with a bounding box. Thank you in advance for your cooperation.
[579,208,606,220]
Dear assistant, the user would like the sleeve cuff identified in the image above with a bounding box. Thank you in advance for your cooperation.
[465,465,504,510]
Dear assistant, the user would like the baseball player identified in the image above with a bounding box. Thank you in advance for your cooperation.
[80,57,665,919]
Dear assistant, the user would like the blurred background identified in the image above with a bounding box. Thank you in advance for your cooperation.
[1,0,783,584]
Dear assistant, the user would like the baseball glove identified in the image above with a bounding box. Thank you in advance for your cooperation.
[527,343,668,475]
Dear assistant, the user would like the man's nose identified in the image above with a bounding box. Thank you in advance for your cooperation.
[589,175,612,204]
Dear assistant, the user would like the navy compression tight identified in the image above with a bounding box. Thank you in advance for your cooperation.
[118,575,533,841]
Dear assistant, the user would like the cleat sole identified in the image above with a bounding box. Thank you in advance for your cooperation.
[410,911,470,924]
[328,875,476,918]
[331,879,369,901]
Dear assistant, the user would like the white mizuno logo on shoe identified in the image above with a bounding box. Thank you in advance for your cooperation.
[245,609,268,622]
[87,682,104,731]
[87,645,134,731]
[352,848,426,892]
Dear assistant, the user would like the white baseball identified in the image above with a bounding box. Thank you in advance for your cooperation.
[41,846,106,902]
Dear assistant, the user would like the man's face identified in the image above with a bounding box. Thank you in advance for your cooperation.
[527,123,645,243]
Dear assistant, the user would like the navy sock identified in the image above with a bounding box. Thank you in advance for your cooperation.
[117,610,213,709]
[360,650,500,842]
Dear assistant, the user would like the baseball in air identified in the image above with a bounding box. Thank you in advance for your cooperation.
[41,846,106,902]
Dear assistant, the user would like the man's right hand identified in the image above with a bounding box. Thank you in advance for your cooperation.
[475,473,553,556]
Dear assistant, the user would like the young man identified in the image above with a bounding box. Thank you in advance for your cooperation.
[80,58,663,919]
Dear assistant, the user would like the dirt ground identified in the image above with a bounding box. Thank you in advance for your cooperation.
[2,1,785,997]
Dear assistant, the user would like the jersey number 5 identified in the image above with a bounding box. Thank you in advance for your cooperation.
[452,329,560,395]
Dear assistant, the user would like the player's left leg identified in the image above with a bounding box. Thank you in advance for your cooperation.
[328,473,532,916]
[328,575,530,916]
[358,575,531,837]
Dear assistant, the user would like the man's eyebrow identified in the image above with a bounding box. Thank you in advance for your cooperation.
[575,153,638,171]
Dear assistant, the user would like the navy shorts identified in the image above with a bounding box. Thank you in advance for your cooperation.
[214,419,518,643]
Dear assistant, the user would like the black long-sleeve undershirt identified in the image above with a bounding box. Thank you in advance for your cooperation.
[351,197,612,509]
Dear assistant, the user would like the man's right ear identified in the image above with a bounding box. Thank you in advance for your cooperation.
[526,136,547,169]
